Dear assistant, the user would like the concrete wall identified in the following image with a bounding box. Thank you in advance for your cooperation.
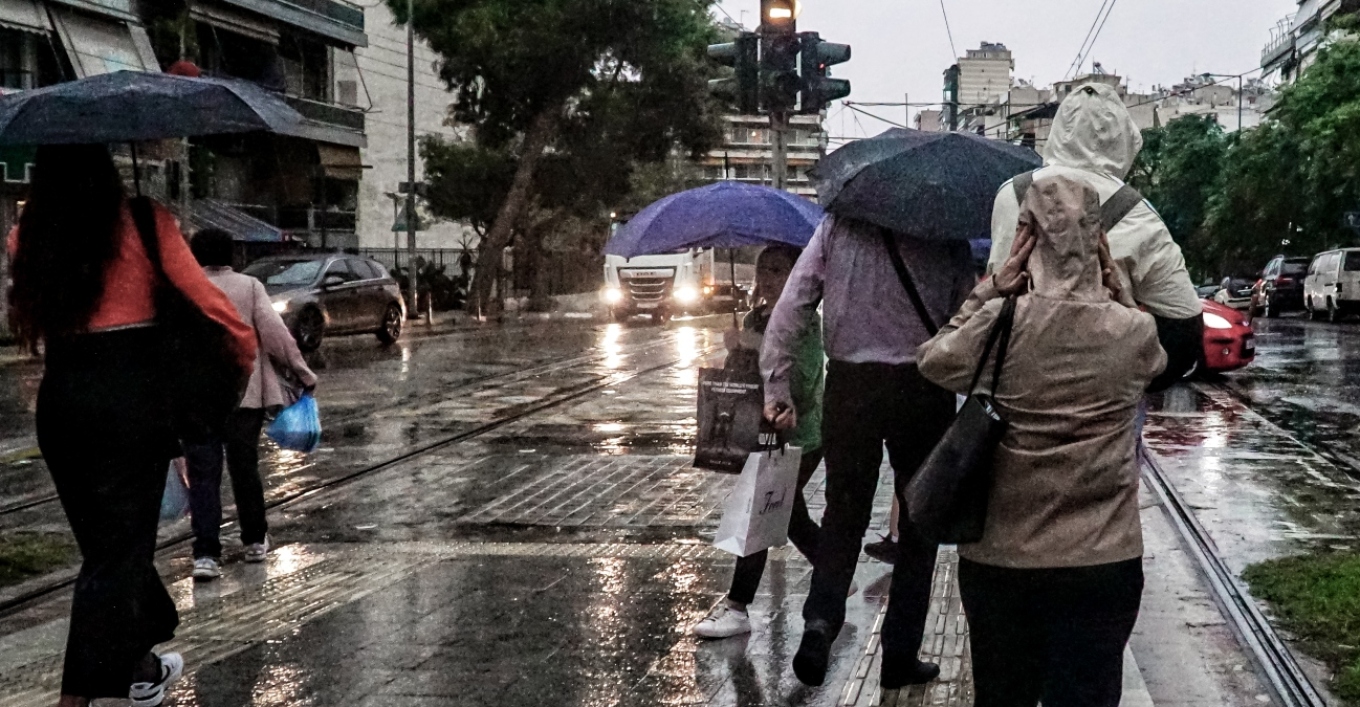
[354,3,477,250]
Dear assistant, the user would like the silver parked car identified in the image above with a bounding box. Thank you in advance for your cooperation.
[243,254,407,351]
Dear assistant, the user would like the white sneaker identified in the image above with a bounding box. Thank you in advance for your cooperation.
[130,652,184,707]
[693,603,752,639]
[244,537,270,563]
[192,557,220,580]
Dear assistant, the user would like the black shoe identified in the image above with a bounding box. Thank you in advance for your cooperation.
[793,621,837,686]
[880,659,941,689]
[864,535,899,565]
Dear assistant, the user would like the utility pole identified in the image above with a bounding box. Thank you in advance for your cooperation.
[770,111,788,190]
[405,0,418,318]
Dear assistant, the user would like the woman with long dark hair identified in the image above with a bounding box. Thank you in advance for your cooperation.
[7,144,254,707]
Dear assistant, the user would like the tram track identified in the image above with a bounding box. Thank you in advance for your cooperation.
[1142,382,1328,707]
[0,329,677,519]
[0,333,715,616]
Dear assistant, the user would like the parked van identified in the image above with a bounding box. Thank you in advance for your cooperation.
[1304,248,1360,322]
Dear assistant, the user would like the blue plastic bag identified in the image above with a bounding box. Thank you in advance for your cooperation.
[267,393,321,453]
[160,459,190,523]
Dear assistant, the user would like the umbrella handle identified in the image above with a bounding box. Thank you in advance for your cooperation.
[129,142,142,196]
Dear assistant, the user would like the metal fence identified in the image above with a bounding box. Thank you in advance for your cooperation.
[357,248,472,273]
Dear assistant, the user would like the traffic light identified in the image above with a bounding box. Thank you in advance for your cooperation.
[762,33,802,112]
[798,32,852,114]
[707,33,759,115]
[760,0,800,34]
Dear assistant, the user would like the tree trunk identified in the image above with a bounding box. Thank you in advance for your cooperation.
[468,107,561,318]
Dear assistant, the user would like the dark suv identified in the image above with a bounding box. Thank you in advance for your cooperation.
[1251,255,1310,317]
[243,254,407,351]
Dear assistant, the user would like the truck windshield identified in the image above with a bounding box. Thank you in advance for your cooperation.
[1346,252,1360,272]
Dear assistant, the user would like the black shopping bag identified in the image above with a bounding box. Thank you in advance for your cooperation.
[694,367,766,473]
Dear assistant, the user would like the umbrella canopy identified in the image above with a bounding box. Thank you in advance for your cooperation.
[604,181,824,259]
[0,70,305,145]
[815,128,1042,241]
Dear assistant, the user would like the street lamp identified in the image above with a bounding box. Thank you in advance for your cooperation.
[1201,72,1244,133]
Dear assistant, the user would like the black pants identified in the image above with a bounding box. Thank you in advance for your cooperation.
[805,361,954,684]
[185,408,269,559]
[37,329,180,698]
[727,448,824,605]
[958,557,1144,707]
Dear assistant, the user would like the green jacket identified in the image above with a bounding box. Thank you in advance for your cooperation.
[739,306,824,451]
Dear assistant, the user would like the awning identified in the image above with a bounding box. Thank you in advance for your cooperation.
[0,0,50,34]
[179,198,284,242]
[49,7,157,78]
[318,143,362,180]
[188,0,279,44]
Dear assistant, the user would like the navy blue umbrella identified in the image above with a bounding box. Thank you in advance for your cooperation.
[604,181,824,259]
[0,70,304,145]
[814,128,1041,241]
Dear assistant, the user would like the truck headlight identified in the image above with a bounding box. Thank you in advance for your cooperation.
[603,287,624,305]
[674,287,700,304]
[272,300,289,313]
[1203,312,1233,330]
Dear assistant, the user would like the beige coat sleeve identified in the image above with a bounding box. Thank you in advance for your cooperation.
[253,279,318,388]
[917,278,1005,395]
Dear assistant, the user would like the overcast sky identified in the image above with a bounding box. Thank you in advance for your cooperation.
[713,0,1299,141]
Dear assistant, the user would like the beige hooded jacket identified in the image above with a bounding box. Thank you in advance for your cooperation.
[919,176,1167,569]
[987,82,1202,321]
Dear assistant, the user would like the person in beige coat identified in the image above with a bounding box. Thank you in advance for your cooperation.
[185,230,318,581]
[917,176,1166,707]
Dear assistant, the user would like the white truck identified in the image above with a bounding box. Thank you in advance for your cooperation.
[602,248,716,323]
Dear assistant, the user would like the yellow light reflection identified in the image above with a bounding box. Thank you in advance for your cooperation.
[601,323,624,369]
[675,326,698,368]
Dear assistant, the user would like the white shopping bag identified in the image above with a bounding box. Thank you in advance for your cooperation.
[713,446,803,557]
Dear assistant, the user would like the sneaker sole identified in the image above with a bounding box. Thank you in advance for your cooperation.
[192,570,220,580]
[693,625,752,639]
[130,654,184,707]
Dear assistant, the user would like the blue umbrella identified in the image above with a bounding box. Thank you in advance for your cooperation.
[814,128,1041,241]
[604,181,824,258]
[0,70,304,145]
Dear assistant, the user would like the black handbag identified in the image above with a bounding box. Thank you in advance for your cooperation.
[129,196,249,443]
[904,295,1016,545]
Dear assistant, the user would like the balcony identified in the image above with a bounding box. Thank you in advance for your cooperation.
[285,95,365,133]
[220,0,367,47]
[1262,29,1296,70]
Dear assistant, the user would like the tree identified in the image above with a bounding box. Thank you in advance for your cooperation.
[388,0,723,314]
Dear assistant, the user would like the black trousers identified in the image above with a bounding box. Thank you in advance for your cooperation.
[727,448,824,605]
[37,329,180,698]
[958,557,1144,707]
[185,408,269,559]
[804,361,954,684]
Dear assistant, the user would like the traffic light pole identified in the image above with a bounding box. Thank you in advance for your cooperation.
[770,111,788,191]
[406,0,419,320]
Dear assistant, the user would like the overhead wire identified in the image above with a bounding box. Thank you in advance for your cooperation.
[938,0,959,61]
[1065,0,1113,80]
[1074,0,1120,77]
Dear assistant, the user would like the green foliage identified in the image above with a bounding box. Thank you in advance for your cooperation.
[0,533,76,588]
[1244,552,1360,701]
[1129,116,1228,272]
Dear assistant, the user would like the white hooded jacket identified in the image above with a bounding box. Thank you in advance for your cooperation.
[987,83,1202,321]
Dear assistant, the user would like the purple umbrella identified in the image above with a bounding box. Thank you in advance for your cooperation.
[604,181,824,258]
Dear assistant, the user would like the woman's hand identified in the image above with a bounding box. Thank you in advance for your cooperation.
[994,221,1036,296]
[764,401,797,431]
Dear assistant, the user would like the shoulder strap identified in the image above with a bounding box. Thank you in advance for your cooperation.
[128,196,167,283]
[1012,170,1036,206]
[1101,184,1144,233]
[968,295,1017,394]
[880,229,939,336]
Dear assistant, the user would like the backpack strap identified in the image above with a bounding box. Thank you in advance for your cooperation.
[1101,184,1144,233]
[1011,170,1035,206]
[881,229,940,337]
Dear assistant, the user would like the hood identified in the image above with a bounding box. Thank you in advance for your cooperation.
[1022,176,1106,301]
[1042,82,1142,179]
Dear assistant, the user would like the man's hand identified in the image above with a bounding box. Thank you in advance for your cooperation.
[994,221,1036,296]
[764,401,797,431]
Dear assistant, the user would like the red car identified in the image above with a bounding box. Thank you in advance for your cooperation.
[1200,299,1255,374]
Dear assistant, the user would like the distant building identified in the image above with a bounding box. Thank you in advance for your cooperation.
[915,109,943,132]
[1261,0,1360,84]
[698,114,824,199]
[957,42,1014,108]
